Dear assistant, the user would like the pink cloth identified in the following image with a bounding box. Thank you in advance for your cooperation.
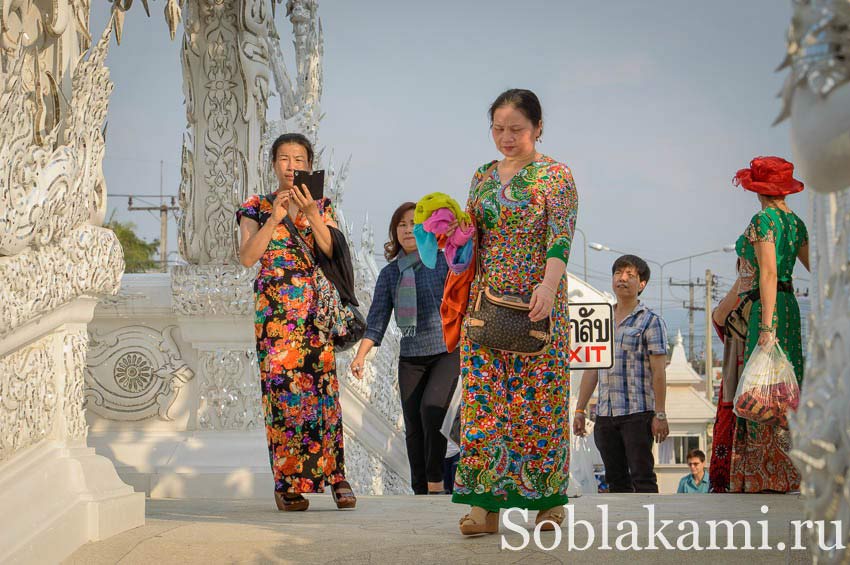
[421,208,475,273]
[422,208,474,245]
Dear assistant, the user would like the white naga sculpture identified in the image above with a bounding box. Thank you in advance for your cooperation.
[781,0,850,562]
[80,0,410,497]
[0,10,144,563]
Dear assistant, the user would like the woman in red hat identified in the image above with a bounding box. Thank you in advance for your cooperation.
[727,156,809,493]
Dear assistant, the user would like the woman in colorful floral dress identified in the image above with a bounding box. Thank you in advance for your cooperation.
[453,89,578,534]
[728,156,809,493]
[237,133,356,511]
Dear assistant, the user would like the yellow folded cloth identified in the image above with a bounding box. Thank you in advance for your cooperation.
[414,192,470,225]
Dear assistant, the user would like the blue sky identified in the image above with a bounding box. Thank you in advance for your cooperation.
[91,1,808,359]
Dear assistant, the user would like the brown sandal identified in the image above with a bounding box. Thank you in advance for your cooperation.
[459,508,499,535]
[535,506,565,531]
[275,491,309,512]
[331,480,356,509]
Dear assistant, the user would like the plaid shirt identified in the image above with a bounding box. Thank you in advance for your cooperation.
[596,302,668,417]
[364,252,449,358]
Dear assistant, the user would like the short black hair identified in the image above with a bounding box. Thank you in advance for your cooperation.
[612,254,651,295]
[489,89,543,137]
[686,449,706,463]
[270,133,314,166]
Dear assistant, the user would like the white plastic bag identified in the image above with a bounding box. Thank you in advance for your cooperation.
[733,343,799,428]
[570,435,597,496]
[440,376,462,444]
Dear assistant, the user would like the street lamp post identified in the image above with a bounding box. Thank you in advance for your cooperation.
[589,243,735,317]
[658,245,735,317]
[589,242,662,309]
[573,227,588,282]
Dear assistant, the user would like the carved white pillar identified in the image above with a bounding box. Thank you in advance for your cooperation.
[780,1,850,562]
[0,21,144,563]
[177,0,272,266]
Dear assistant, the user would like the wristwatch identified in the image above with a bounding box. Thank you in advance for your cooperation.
[654,412,667,421]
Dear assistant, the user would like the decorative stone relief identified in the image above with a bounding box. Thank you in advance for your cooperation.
[197,348,263,430]
[63,330,89,440]
[780,2,850,562]
[171,264,256,316]
[790,190,850,562]
[0,24,113,256]
[177,0,274,265]
[342,429,410,496]
[85,326,194,421]
[268,0,322,143]
[0,225,123,339]
[776,0,850,124]
[0,336,57,462]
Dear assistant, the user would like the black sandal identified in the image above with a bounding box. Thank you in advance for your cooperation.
[275,491,309,512]
[330,480,357,509]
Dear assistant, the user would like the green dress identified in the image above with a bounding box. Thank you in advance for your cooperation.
[729,207,807,493]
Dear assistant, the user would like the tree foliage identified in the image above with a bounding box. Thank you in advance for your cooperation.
[105,220,160,273]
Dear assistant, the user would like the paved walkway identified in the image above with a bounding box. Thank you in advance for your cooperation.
[67,494,813,564]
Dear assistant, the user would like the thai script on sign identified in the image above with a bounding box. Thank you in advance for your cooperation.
[568,303,614,369]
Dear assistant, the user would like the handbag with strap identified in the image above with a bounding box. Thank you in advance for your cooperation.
[724,295,752,341]
[724,280,794,341]
[281,214,366,352]
[463,162,553,356]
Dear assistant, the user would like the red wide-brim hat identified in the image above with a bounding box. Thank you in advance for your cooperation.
[733,156,804,196]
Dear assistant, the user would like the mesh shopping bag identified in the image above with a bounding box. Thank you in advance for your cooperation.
[733,343,800,428]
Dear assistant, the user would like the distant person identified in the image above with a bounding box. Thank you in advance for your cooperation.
[574,255,669,493]
[728,156,809,493]
[708,260,750,493]
[237,133,356,511]
[677,449,710,493]
[350,202,459,495]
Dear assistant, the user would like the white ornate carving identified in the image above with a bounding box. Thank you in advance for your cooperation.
[268,0,322,143]
[342,429,410,496]
[64,330,89,439]
[171,264,256,316]
[85,326,194,421]
[197,348,262,430]
[177,0,274,265]
[777,0,850,124]
[0,225,123,339]
[782,2,850,563]
[0,335,57,462]
[0,25,113,256]
[790,190,850,563]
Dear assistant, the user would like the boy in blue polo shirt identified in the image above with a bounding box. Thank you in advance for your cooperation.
[677,449,710,493]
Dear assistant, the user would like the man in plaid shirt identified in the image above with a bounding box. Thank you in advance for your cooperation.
[573,255,669,493]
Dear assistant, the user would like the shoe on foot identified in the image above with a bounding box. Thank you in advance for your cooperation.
[331,480,357,509]
[459,507,499,535]
[275,491,309,512]
[535,506,565,531]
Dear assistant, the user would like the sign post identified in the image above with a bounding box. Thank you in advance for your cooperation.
[568,303,615,370]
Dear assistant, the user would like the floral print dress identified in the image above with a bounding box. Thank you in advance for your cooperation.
[452,155,578,511]
[237,194,346,494]
[729,207,807,493]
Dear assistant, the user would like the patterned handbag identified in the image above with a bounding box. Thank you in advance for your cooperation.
[466,287,551,355]
[463,162,552,355]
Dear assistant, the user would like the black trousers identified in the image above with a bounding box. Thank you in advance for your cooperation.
[398,350,460,494]
[594,411,658,493]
